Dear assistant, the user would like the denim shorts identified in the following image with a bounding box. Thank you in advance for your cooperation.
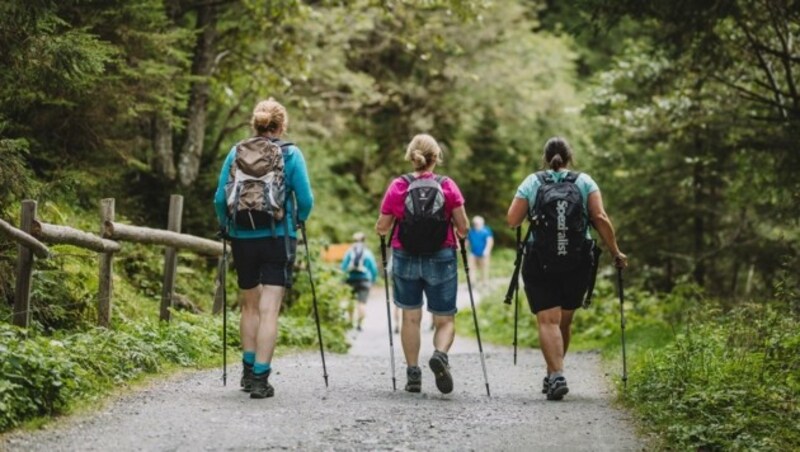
[392,248,458,316]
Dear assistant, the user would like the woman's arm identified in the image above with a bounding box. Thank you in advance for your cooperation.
[484,235,494,257]
[213,149,236,227]
[507,197,529,228]
[452,206,468,238]
[376,214,394,236]
[290,149,314,222]
[588,191,627,268]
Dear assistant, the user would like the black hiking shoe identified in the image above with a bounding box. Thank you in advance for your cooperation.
[250,371,275,399]
[405,366,422,393]
[541,375,550,394]
[546,376,569,401]
[241,362,254,393]
[429,351,454,394]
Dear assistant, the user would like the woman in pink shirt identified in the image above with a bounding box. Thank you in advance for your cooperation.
[376,134,469,394]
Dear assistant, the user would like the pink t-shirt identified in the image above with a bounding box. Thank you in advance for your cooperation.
[380,172,465,250]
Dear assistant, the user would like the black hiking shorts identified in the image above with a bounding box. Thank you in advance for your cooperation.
[521,249,591,314]
[230,237,297,289]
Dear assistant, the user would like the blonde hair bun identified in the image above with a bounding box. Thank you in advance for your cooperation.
[405,134,443,171]
[251,98,288,135]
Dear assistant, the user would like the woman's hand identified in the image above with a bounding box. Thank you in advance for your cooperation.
[613,251,628,269]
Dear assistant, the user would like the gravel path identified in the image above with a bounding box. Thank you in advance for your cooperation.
[2,283,643,451]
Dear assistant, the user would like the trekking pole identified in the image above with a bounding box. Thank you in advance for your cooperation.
[379,235,397,391]
[299,221,329,388]
[459,237,491,397]
[513,226,520,366]
[616,267,628,389]
[221,237,228,386]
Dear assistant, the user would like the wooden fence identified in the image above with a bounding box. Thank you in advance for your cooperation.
[1,195,226,329]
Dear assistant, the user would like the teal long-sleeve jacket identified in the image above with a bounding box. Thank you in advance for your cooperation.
[214,142,314,239]
[341,245,379,283]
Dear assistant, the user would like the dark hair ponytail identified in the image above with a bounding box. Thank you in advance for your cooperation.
[543,137,573,171]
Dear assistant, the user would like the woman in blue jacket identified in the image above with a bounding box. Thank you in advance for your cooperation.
[214,98,314,399]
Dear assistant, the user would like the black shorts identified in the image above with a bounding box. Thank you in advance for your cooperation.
[230,237,297,289]
[521,250,591,314]
[348,280,371,303]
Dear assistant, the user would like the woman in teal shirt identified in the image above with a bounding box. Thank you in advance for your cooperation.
[213,98,314,399]
[507,137,626,401]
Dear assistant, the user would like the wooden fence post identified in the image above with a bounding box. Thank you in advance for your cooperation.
[98,198,115,328]
[160,195,183,322]
[13,200,37,328]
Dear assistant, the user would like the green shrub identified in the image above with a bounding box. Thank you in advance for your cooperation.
[627,304,800,450]
[0,312,221,431]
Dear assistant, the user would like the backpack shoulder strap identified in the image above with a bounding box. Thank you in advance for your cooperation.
[434,175,448,185]
[535,171,550,185]
[402,174,415,184]
[273,140,294,148]
[564,171,580,184]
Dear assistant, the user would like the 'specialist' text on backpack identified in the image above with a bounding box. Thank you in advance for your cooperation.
[398,174,450,254]
[225,136,293,232]
[530,171,587,274]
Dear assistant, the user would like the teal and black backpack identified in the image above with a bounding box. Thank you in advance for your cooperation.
[530,171,587,273]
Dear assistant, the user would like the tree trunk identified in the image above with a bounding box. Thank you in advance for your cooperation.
[153,114,176,181]
[177,3,217,187]
[692,158,706,286]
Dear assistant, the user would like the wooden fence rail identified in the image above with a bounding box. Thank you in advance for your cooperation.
[1,195,226,330]
[0,218,50,258]
[102,222,222,255]
[32,221,121,253]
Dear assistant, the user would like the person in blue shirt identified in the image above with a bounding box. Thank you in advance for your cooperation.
[340,231,379,331]
[467,215,494,289]
[213,98,314,399]
[507,136,626,401]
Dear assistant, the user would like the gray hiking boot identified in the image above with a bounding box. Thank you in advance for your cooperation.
[241,362,254,393]
[405,366,422,393]
[428,350,453,394]
[250,370,275,399]
[546,376,569,401]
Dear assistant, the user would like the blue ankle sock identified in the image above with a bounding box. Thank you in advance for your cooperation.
[254,362,271,375]
[243,351,256,366]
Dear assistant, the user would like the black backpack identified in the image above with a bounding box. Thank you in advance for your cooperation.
[530,171,587,273]
[398,174,450,254]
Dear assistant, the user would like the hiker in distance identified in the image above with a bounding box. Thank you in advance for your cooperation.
[506,137,627,401]
[467,215,494,290]
[341,231,379,331]
[214,98,314,399]
[375,133,469,394]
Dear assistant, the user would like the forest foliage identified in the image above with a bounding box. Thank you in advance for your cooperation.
[1,0,799,445]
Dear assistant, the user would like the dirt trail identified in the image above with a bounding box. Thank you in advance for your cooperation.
[2,283,642,451]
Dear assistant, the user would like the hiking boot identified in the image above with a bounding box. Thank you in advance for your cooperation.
[241,362,254,393]
[250,371,275,399]
[546,376,569,401]
[541,375,550,394]
[428,351,454,394]
[405,366,422,393]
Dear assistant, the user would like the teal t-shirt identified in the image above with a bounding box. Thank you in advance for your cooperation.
[515,170,599,239]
